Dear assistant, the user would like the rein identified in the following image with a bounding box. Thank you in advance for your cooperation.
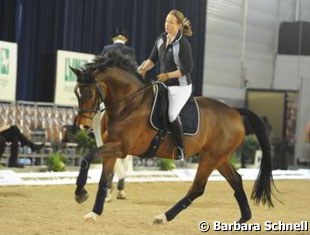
[99,81,157,112]
[77,81,159,116]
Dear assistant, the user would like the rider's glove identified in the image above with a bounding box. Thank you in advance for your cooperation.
[157,73,169,82]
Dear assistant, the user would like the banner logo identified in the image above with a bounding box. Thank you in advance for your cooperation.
[0,48,10,75]
[64,58,88,82]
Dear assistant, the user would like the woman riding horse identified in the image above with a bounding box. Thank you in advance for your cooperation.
[138,10,193,161]
[71,50,275,224]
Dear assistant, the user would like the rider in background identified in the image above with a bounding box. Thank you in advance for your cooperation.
[101,27,137,64]
[98,27,137,202]
[137,10,193,161]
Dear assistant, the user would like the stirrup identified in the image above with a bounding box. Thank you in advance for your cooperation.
[175,147,185,161]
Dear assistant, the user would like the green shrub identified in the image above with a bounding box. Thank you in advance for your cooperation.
[229,152,240,169]
[241,135,260,164]
[74,130,102,163]
[47,152,66,172]
[159,159,176,171]
[74,130,96,155]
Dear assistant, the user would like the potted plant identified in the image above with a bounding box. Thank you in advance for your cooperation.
[159,158,176,171]
[240,134,260,167]
[74,130,101,164]
[74,130,97,155]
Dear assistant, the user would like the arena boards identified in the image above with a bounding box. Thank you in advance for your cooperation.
[1,168,310,186]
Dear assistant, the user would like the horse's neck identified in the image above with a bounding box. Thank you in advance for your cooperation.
[102,69,152,116]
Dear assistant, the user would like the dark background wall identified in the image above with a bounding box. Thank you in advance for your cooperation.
[0,0,207,102]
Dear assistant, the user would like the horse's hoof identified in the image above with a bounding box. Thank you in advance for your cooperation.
[75,192,89,204]
[237,211,251,223]
[117,190,126,200]
[105,189,112,202]
[84,212,98,223]
[153,214,167,224]
[237,218,250,224]
[237,215,251,224]
[75,188,89,204]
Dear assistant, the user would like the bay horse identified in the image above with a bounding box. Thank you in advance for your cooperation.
[71,51,275,223]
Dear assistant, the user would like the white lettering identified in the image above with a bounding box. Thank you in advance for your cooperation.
[264,221,309,231]
[213,221,261,231]
[210,221,308,232]
[213,221,221,231]
[265,221,272,231]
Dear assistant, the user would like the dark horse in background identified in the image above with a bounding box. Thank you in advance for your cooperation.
[71,50,275,223]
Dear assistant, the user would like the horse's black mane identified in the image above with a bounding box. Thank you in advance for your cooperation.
[86,50,137,73]
[77,50,145,84]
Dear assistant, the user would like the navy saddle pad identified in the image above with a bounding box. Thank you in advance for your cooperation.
[149,84,200,136]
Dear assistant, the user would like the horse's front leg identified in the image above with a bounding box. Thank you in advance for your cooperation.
[84,156,116,222]
[83,141,123,222]
[75,148,96,203]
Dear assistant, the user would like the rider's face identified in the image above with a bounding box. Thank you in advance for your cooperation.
[165,14,180,35]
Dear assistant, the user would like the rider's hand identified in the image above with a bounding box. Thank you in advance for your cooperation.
[137,61,147,77]
[157,73,169,82]
[137,67,146,77]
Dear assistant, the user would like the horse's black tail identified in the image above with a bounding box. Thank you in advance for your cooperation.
[236,108,275,207]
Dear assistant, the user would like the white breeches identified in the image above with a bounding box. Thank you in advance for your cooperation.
[167,84,192,122]
[92,111,128,180]
[92,112,104,146]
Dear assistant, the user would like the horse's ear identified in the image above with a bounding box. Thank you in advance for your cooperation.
[69,66,82,77]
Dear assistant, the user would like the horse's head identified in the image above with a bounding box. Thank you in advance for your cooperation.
[71,51,147,127]
[70,66,106,127]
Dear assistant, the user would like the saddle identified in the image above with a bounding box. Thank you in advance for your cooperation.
[149,83,200,135]
[139,83,200,159]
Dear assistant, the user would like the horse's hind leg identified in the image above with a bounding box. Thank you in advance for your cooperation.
[217,159,252,223]
[154,153,215,224]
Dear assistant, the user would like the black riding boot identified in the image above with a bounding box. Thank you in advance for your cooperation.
[169,116,185,161]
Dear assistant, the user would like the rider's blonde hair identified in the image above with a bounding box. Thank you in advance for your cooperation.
[168,10,192,36]
[112,35,128,43]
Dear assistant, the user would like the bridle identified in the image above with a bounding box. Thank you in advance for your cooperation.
[74,82,106,120]
[75,80,158,120]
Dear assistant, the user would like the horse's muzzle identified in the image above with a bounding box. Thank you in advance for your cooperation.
[76,115,93,129]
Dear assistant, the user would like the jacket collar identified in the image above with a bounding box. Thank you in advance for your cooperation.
[161,30,183,45]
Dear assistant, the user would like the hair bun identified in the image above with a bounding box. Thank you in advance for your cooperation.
[183,18,190,27]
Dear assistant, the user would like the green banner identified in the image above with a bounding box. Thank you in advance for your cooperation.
[64,57,88,82]
[54,50,94,106]
[0,48,10,75]
[0,40,17,101]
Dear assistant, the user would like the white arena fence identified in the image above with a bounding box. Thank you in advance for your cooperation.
[1,101,310,186]
[0,168,310,186]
